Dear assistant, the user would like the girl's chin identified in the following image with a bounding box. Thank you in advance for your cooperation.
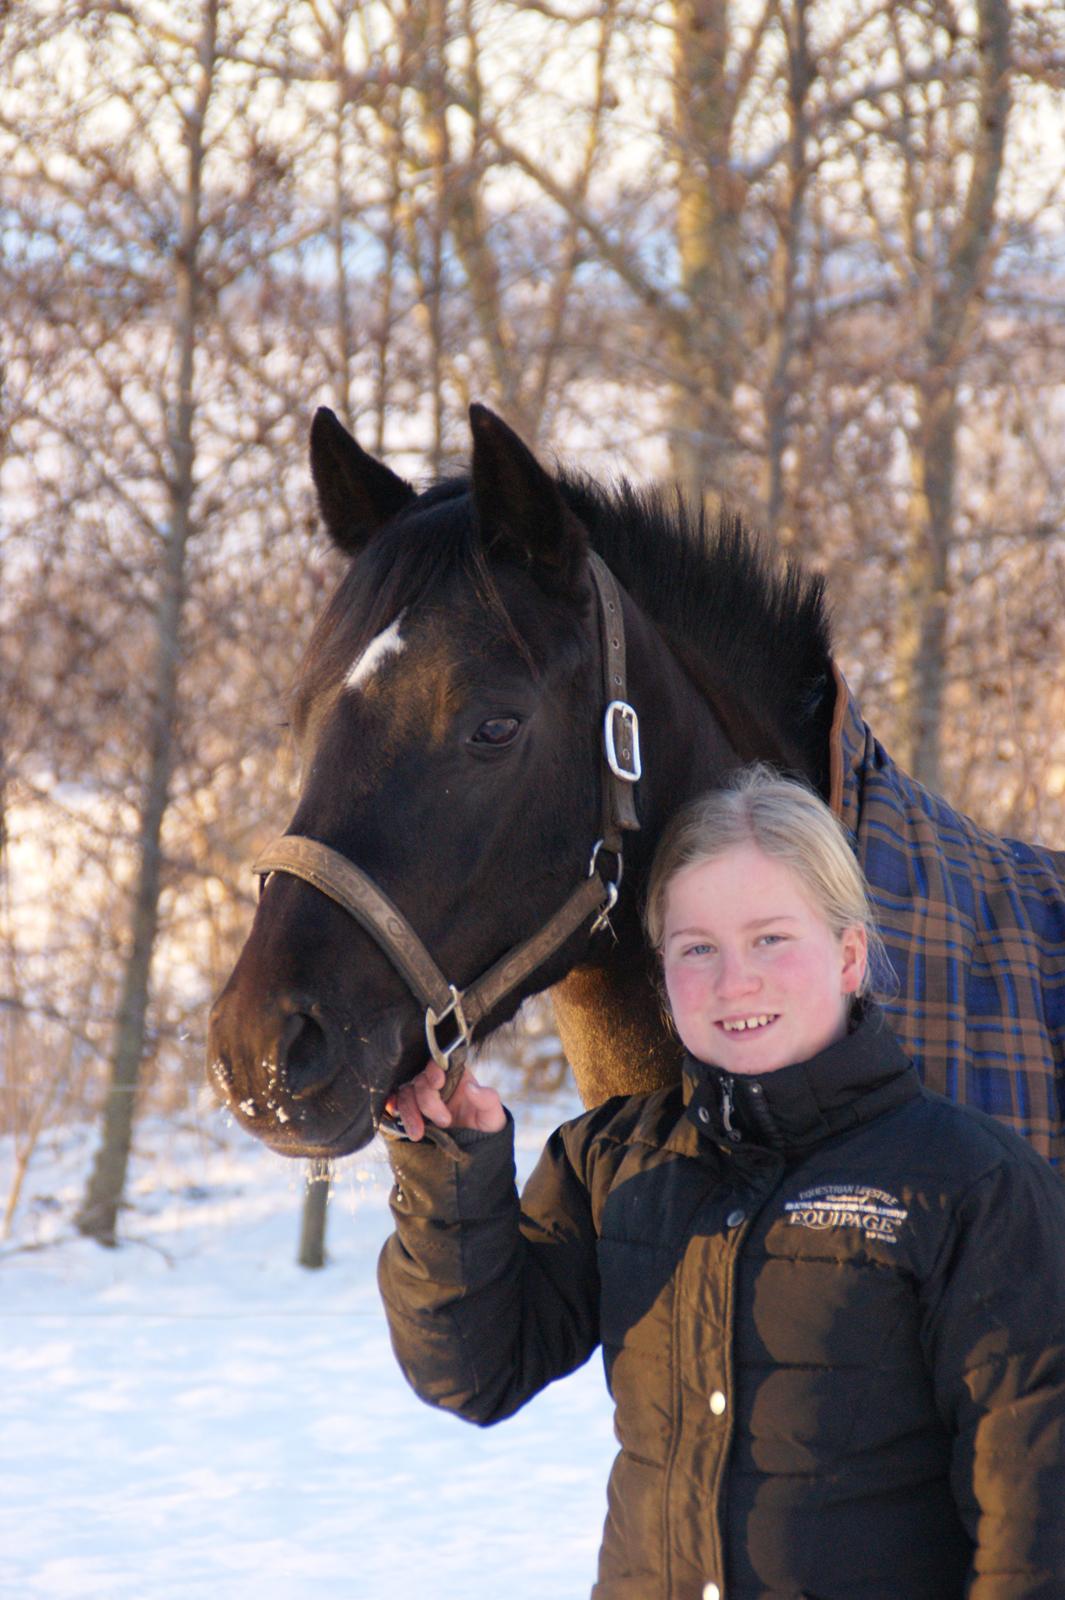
[710,1021,790,1074]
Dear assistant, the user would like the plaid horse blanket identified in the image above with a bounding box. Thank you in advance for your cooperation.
[828,669,1065,1168]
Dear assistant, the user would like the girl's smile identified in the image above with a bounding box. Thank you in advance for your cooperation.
[661,843,867,1076]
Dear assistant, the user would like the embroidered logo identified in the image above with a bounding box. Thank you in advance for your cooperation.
[784,1183,908,1244]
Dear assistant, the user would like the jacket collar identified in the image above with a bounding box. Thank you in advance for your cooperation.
[683,1003,921,1155]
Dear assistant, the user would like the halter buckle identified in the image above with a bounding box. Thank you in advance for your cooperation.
[425,984,472,1069]
[604,700,641,783]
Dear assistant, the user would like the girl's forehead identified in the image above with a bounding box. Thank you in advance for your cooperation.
[664,844,820,918]
[670,841,781,885]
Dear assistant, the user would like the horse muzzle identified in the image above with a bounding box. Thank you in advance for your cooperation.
[206,987,405,1158]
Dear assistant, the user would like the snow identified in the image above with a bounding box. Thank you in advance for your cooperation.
[1,1095,616,1599]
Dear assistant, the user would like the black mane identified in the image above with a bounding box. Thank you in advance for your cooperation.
[558,472,835,779]
[298,468,835,781]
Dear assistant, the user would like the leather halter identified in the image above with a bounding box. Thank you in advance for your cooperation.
[253,551,642,1109]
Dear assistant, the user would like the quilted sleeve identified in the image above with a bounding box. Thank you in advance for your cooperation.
[377,1115,602,1426]
[921,1140,1065,1599]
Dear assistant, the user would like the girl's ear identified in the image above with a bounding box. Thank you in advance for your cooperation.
[839,925,868,995]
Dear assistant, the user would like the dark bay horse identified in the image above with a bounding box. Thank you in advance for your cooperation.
[208,406,1065,1167]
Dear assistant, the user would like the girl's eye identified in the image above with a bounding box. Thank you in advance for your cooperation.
[471,716,521,747]
[758,933,786,947]
[684,943,714,957]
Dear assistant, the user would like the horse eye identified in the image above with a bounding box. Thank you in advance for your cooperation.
[471,716,521,747]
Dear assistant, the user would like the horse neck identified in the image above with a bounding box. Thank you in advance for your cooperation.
[621,593,742,865]
[550,588,741,1108]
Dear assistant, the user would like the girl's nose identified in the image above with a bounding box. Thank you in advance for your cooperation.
[715,949,760,998]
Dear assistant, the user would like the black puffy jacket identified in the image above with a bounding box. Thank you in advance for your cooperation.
[379,1007,1065,1599]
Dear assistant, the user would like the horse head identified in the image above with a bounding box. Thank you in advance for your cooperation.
[209,407,651,1156]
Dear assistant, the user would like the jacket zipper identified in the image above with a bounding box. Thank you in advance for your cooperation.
[720,1075,742,1143]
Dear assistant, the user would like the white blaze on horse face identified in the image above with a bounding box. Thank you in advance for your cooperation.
[344,614,407,692]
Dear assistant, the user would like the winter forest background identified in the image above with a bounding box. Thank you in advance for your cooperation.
[2,0,1065,1248]
[2,7,1063,1591]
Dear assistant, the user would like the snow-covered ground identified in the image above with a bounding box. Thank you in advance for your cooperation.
[1,1091,616,1600]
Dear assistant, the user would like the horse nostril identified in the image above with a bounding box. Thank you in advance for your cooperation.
[279,1012,336,1101]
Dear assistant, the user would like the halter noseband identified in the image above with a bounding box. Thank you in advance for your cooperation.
[252,552,642,1110]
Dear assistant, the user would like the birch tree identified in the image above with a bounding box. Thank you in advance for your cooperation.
[72,0,223,1244]
[1,0,328,1241]
[889,0,1011,789]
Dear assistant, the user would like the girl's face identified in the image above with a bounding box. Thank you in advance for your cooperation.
[661,842,867,1077]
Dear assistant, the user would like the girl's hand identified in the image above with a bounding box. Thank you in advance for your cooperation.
[385,1061,506,1142]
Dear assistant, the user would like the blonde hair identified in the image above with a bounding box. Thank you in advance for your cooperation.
[643,765,888,1000]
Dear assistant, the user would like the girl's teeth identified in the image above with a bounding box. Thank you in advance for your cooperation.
[723,1015,773,1032]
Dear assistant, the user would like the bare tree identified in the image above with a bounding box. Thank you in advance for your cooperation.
[892,0,1011,789]
[1,0,334,1240]
[72,0,224,1243]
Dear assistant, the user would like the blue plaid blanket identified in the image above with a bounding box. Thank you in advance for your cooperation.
[829,671,1065,1167]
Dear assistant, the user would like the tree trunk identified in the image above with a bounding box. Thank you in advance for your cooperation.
[896,0,1010,789]
[421,0,448,472]
[297,1162,330,1270]
[445,0,535,439]
[899,379,955,795]
[668,0,746,500]
[77,0,217,1246]
[764,0,811,544]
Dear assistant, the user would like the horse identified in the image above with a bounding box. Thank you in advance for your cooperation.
[207,405,1065,1169]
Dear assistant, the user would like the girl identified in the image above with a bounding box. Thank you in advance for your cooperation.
[380,767,1065,1599]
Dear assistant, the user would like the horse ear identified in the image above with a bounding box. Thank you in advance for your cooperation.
[469,404,585,594]
[309,407,415,555]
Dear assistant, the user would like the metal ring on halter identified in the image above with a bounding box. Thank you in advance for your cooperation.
[425,983,472,1071]
[588,837,624,893]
